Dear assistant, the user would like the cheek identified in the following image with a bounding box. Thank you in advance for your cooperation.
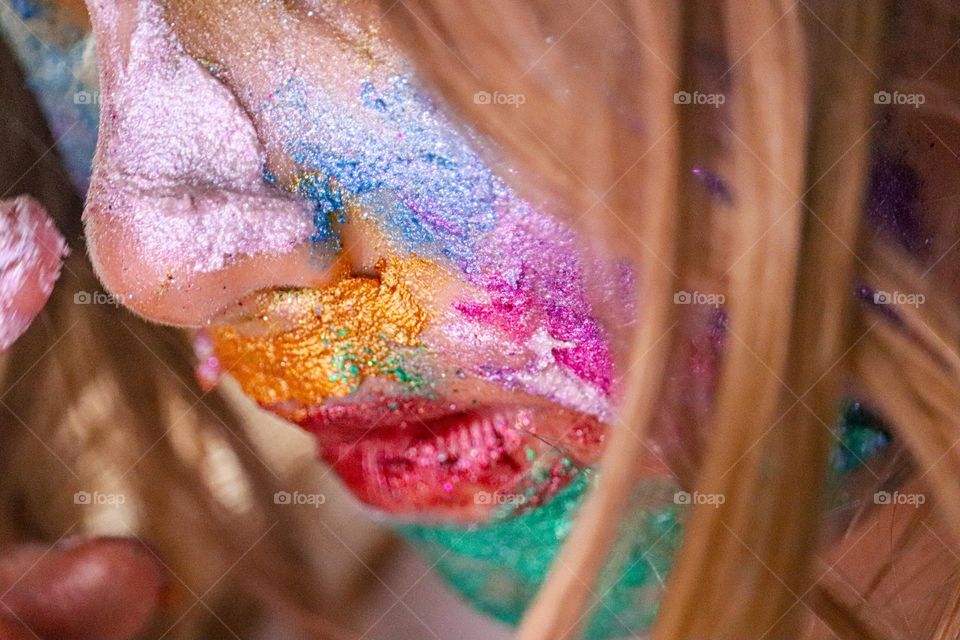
[421,205,619,417]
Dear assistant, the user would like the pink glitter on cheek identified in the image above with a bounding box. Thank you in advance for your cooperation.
[454,205,615,401]
[0,196,69,350]
[454,279,536,343]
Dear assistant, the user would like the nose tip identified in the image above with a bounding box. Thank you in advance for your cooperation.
[82,0,373,327]
[85,198,340,327]
[84,188,395,327]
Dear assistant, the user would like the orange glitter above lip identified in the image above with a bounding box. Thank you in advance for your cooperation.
[209,257,440,415]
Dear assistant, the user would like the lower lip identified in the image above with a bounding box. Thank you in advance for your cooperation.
[295,401,605,522]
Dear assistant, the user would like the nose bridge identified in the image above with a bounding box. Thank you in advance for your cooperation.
[82,0,363,327]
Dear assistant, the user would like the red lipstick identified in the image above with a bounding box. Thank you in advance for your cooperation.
[297,398,605,522]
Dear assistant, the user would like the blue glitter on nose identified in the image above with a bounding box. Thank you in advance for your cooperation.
[291,172,348,247]
[269,73,500,270]
[360,81,389,112]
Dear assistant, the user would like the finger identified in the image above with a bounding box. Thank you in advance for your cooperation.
[0,537,166,640]
[0,195,68,351]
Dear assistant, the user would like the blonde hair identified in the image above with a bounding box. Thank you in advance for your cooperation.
[375,0,960,638]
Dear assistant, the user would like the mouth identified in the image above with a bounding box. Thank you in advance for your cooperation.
[295,397,605,522]
[195,261,611,523]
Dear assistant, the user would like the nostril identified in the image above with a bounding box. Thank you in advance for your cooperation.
[335,215,397,279]
[84,186,326,326]
[82,0,411,328]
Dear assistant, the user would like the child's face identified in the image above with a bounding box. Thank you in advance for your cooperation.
[76,0,706,524]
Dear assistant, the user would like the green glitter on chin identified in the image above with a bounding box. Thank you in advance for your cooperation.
[396,472,683,639]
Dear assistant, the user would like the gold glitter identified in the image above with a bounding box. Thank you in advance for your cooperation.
[210,257,436,413]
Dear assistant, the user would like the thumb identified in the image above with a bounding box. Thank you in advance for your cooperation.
[0,537,167,640]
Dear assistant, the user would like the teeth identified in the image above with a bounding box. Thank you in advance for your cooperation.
[469,422,482,447]
[363,408,546,487]
[456,421,472,457]
[415,442,435,466]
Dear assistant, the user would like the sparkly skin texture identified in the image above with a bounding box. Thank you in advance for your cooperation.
[73,0,623,524]
[402,404,890,637]
[82,0,317,323]
[210,257,433,412]
[400,475,682,640]
[190,3,621,417]
[271,72,501,270]
[0,196,68,350]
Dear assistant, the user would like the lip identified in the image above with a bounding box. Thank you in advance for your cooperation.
[286,397,606,523]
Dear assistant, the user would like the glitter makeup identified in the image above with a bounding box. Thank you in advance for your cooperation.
[0,196,68,350]
[84,0,316,281]
[210,257,435,412]
[400,474,683,640]
[205,254,609,519]
[309,400,604,519]
[401,403,890,637]
[209,8,621,419]
[11,2,904,637]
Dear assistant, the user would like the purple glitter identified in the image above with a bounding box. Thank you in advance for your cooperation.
[867,151,930,255]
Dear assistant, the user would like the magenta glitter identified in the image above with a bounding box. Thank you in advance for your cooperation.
[461,206,614,395]
[83,0,620,420]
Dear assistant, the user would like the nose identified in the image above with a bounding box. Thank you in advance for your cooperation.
[82,0,372,327]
